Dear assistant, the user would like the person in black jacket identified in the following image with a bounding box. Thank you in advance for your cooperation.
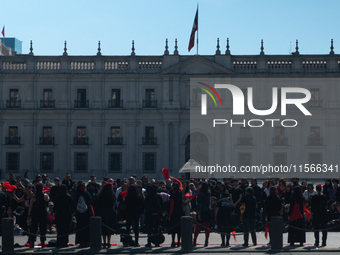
[125,185,144,247]
[54,184,74,248]
[144,185,163,248]
[241,187,257,246]
[311,184,328,247]
[250,178,262,220]
[265,186,282,245]
[97,182,116,248]
[75,182,93,248]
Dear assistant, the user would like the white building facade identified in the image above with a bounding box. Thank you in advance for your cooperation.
[0,40,339,180]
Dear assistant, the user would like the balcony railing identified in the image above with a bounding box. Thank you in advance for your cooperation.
[307,100,322,108]
[108,99,123,108]
[107,137,123,145]
[39,137,55,145]
[6,100,21,108]
[74,100,89,108]
[40,100,55,108]
[5,137,21,145]
[142,137,157,145]
[143,100,157,108]
[73,137,89,145]
[272,137,288,145]
[237,137,253,145]
[308,137,323,145]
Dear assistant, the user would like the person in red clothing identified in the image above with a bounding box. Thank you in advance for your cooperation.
[288,186,306,246]
[168,177,184,247]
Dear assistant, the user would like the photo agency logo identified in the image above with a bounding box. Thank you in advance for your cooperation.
[197,82,312,128]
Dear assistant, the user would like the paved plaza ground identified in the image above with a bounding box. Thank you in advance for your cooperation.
[1,231,340,254]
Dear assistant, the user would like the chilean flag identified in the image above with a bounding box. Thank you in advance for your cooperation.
[188,8,198,52]
[1,26,4,38]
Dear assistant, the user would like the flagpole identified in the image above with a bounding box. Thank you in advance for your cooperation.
[196,3,198,55]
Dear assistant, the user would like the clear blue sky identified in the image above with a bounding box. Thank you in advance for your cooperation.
[2,0,339,56]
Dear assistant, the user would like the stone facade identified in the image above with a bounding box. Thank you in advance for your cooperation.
[0,40,339,180]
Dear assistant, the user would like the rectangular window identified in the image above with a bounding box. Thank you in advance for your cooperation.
[40,153,54,172]
[310,89,320,107]
[43,126,52,137]
[274,153,287,166]
[239,153,251,167]
[10,89,18,101]
[74,152,88,172]
[309,127,322,145]
[108,152,122,173]
[274,127,286,145]
[111,126,120,138]
[143,152,156,172]
[75,89,88,108]
[309,153,322,165]
[144,126,156,144]
[40,126,53,145]
[77,126,86,137]
[144,89,156,108]
[7,126,19,145]
[110,89,121,107]
[43,89,52,101]
[8,89,19,108]
[6,152,20,173]
[239,127,251,145]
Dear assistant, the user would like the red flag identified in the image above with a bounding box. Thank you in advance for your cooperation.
[1,26,4,37]
[162,167,170,180]
[304,206,311,222]
[188,8,198,52]
[264,222,269,239]
[232,231,236,241]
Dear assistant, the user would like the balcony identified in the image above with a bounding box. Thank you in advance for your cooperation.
[143,100,157,108]
[40,100,55,108]
[74,100,89,108]
[308,137,323,146]
[272,137,288,145]
[108,99,123,108]
[142,137,157,145]
[307,100,322,108]
[5,137,21,145]
[6,100,21,108]
[107,137,123,145]
[237,137,253,145]
[73,137,89,145]
[39,137,55,145]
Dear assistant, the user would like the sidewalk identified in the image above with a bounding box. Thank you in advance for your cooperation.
[1,232,340,254]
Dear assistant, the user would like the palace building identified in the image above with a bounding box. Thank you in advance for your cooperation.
[0,39,339,180]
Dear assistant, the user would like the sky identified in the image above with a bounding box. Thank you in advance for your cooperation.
[2,0,339,56]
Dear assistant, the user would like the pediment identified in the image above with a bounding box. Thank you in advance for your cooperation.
[161,55,234,75]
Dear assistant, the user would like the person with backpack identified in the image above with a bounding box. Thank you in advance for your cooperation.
[75,182,93,248]
[144,185,163,248]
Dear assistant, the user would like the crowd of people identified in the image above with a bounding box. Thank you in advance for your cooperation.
[0,171,340,248]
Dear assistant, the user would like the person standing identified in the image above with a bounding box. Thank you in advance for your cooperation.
[288,186,305,246]
[194,182,211,247]
[168,177,184,247]
[125,185,144,247]
[311,184,328,247]
[75,182,93,248]
[230,179,243,223]
[62,173,74,192]
[265,186,282,245]
[97,182,116,248]
[144,185,163,248]
[54,184,73,247]
[215,192,234,246]
[241,187,257,246]
[27,183,50,248]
